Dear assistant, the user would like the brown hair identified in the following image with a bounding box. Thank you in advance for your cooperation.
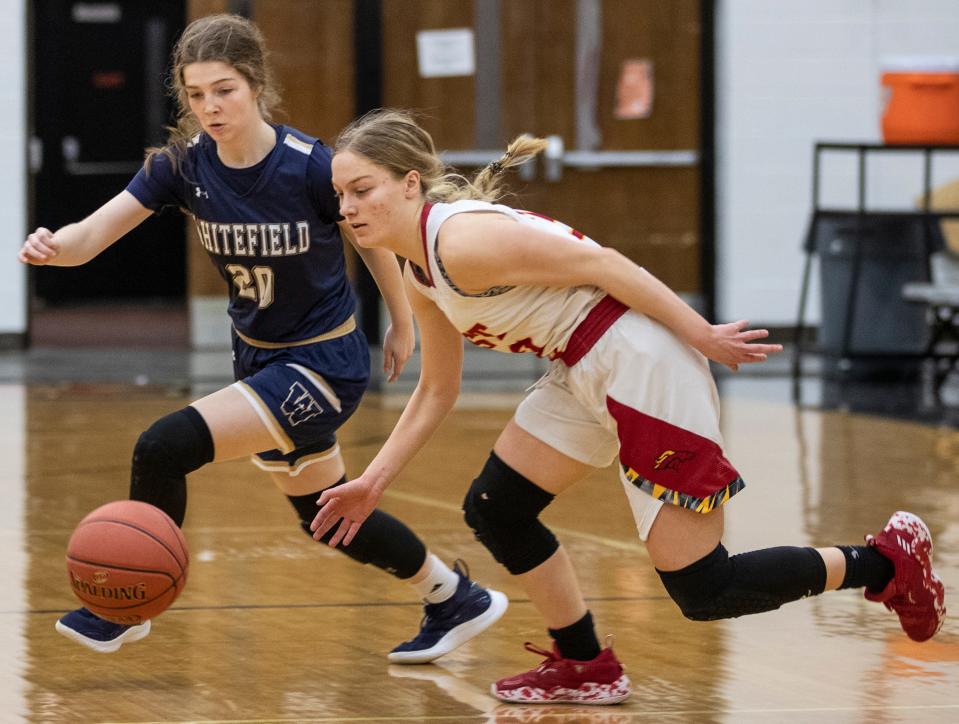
[334,109,548,203]
[146,14,282,171]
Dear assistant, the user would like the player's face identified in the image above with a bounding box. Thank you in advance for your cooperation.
[332,150,410,249]
[182,61,261,144]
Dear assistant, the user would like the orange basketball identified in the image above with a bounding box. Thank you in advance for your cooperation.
[65,500,189,625]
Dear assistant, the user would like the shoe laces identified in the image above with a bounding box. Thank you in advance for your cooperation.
[451,558,470,579]
[523,642,562,673]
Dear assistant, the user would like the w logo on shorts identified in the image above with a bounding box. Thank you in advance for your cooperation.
[281,382,323,426]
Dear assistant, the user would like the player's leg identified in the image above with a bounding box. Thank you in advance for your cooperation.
[648,504,944,642]
[273,455,507,663]
[56,383,270,652]
[465,417,631,705]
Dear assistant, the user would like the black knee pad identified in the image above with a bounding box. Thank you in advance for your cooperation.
[129,406,214,526]
[287,479,426,579]
[462,452,558,575]
[657,544,826,621]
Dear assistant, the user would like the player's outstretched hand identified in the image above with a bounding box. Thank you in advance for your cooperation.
[382,321,415,383]
[311,476,383,547]
[699,320,783,372]
[19,227,60,265]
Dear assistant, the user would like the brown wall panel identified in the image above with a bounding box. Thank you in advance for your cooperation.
[253,0,355,141]
[598,0,700,149]
[495,0,701,291]
[500,0,577,142]
[382,0,476,149]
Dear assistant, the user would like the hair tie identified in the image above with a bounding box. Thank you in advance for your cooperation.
[488,160,503,175]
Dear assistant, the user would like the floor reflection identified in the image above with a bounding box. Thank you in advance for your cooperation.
[0,348,955,721]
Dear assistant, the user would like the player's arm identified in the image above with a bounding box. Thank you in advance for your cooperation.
[19,191,153,267]
[439,213,782,370]
[359,273,462,486]
[339,222,415,381]
[312,271,463,545]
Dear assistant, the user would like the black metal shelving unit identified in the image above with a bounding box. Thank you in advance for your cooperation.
[792,142,959,397]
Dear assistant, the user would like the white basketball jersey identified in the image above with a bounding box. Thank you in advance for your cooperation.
[406,200,608,359]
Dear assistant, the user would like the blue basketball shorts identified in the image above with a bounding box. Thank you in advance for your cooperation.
[230,327,370,475]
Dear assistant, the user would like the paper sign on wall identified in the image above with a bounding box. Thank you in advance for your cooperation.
[615,59,654,119]
[416,28,475,78]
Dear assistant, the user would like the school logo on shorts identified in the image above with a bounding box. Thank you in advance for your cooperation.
[653,449,695,471]
[281,381,323,426]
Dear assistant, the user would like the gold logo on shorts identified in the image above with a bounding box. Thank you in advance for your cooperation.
[653,449,695,471]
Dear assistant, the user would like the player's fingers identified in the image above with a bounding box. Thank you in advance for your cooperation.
[744,343,782,354]
[317,514,341,540]
[328,520,349,548]
[738,328,770,341]
[28,234,56,253]
[310,501,337,537]
[383,354,398,383]
[23,240,52,262]
[342,521,362,547]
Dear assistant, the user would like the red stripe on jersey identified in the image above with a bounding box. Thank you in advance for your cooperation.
[607,397,741,500]
[517,209,555,222]
[558,295,628,366]
[517,209,585,239]
[416,202,436,287]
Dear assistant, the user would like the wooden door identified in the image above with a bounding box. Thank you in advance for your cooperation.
[382,0,703,293]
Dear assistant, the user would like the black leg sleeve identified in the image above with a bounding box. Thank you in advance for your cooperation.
[287,484,427,579]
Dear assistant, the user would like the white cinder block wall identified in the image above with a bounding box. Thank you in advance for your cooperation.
[717,0,959,326]
[0,0,26,337]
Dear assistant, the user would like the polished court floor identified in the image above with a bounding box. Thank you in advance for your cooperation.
[0,342,957,723]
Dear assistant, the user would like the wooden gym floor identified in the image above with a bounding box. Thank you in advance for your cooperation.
[0,359,958,722]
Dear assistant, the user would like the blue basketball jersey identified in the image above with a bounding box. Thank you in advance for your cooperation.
[127,125,354,343]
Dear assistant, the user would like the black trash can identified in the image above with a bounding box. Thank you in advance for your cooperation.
[810,211,937,378]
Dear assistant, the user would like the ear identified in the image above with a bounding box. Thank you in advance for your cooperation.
[403,170,421,198]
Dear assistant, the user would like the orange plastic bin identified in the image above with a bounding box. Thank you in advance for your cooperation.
[881,56,959,144]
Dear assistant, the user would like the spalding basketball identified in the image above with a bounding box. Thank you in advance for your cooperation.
[66,500,189,625]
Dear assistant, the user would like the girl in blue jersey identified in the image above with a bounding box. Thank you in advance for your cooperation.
[18,14,505,661]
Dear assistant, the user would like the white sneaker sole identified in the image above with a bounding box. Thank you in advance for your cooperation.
[55,618,152,653]
[388,588,508,664]
[492,674,633,705]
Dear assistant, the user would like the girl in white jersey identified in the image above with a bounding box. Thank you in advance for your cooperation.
[313,109,945,705]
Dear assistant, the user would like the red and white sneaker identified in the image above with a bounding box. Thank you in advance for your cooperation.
[491,640,631,705]
[864,511,946,642]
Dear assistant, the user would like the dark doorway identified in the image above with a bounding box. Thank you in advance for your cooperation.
[31,0,187,306]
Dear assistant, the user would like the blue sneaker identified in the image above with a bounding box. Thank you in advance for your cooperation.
[389,561,508,664]
[54,607,151,653]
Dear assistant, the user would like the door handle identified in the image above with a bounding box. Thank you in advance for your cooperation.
[61,135,141,176]
[543,135,699,182]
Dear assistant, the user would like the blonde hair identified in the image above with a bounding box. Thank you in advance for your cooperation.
[146,14,282,171]
[334,109,548,203]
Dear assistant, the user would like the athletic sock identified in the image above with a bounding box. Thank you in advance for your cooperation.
[549,610,601,661]
[837,545,895,592]
[412,554,461,603]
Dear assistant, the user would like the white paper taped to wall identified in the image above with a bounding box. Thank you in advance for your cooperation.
[416,28,475,79]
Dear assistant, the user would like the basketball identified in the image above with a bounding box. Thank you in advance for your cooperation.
[65,500,189,625]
